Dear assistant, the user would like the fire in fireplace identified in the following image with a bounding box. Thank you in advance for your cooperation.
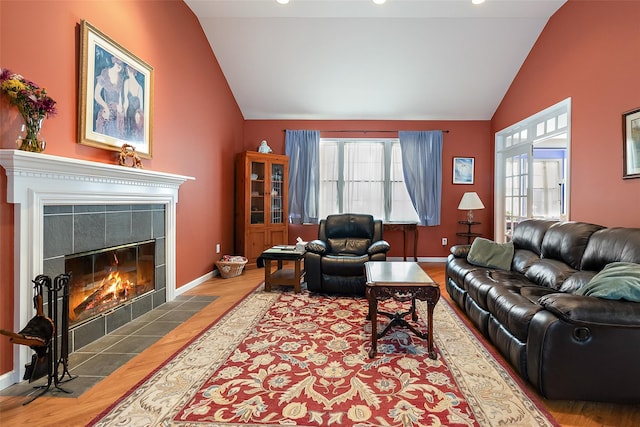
[65,240,156,328]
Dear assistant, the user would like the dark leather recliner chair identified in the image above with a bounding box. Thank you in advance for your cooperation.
[304,213,390,295]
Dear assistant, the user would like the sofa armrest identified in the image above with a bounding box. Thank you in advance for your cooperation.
[305,240,327,255]
[538,293,640,326]
[368,240,391,256]
[450,244,471,258]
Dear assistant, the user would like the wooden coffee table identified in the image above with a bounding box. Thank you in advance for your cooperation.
[365,261,440,359]
[260,246,306,293]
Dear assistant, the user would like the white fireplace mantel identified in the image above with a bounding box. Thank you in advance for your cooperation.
[0,149,194,389]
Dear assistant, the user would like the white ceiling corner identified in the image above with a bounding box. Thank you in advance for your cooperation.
[184,0,567,120]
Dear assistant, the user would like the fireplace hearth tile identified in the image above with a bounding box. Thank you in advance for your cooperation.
[74,317,108,350]
[74,213,107,253]
[44,214,73,258]
[0,295,218,399]
[171,299,215,313]
[105,211,133,247]
[103,335,161,354]
[157,309,202,323]
[132,306,167,323]
[131,211,153,242]
[155,264,167,289]
[132,294,154,319]
[156,237,166,265]
[74,334,125,354]
[135,321,183,337]
[153,210,165,238]
[107,319,146,336]
[153,290,167,308]
[71,353,139,377]
[106,304,134,334]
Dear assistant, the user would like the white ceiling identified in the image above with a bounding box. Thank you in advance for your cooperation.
[184,0,566,120]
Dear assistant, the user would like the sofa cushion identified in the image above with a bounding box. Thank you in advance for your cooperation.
[321,254,369,276]
[524,258,577,290]
[511,249,542,275]
[327,238,371,256]
[467,238,514,271]
[487,286,545,341]
[558,271,595,293]
[575,262,640,301]
[511,219,557,255]
[540,222,604,270]
[581,227,640,271]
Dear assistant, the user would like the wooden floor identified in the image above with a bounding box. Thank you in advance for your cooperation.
[0,263,638,426]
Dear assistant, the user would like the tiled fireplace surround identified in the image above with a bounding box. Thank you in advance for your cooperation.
[0,150,193,390]
[44,203,166,350]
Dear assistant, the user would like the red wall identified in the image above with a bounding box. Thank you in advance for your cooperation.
[243,120,493,259]
[492,0,640,227]
[2,0,637,379]
[0,1,244,374]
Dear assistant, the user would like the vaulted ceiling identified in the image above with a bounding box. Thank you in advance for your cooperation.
[184,0,566,120]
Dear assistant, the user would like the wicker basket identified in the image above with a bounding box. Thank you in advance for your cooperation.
[216,257,248,278]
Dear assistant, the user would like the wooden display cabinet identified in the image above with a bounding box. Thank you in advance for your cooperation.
[235,151,289,266]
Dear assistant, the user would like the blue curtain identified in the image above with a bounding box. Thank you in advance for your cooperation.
[398,131,443,226]
[285,130,320,224]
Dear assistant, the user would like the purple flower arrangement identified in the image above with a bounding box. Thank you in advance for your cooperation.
[0,68,57,151]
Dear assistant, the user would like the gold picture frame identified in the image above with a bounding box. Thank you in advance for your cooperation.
[78,20,153,158]
[623,107,640,179]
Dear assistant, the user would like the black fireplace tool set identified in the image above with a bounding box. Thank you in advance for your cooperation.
[0,274,75,404]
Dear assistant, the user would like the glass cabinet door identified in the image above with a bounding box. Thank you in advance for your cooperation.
[250,161,265,224]
[270,163,284,224]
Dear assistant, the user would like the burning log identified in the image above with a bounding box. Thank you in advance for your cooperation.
[73,271,133,317]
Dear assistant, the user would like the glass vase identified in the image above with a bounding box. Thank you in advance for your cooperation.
[16,117,46,153]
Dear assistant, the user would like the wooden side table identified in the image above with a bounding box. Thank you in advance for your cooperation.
[365,261,440,359]
[260,246,306,293]
[383,222,418,261]
[456,221,481,244]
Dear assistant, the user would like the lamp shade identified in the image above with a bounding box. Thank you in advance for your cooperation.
[458,192,485,210]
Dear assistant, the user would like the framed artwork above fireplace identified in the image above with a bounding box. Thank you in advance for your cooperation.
[78,20,154,158]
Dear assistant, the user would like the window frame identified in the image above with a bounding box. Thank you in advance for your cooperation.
[318,137,419,222]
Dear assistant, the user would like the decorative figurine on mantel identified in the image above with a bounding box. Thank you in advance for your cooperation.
[119,143,143,168]
[258,140,273,154]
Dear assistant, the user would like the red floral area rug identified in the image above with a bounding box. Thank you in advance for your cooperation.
[90,288,558,426]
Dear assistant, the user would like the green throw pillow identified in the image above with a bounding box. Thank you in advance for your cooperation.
[575,262,640,301]
[467,237,514,271]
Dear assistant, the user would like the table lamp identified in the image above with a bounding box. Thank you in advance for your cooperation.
[458,192,485,223]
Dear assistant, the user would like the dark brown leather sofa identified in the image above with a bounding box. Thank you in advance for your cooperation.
[446,219,640,402]
[305,213,390,295]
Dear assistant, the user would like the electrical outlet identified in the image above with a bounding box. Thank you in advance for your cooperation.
[441,237,448,246]
[216,243,221,253]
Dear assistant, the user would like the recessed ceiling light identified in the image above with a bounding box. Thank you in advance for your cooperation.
[276,0,289,4]
[373,0,387,4]
[472,0,485,4]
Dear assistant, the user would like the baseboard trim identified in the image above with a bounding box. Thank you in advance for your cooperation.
[175,270,218,297]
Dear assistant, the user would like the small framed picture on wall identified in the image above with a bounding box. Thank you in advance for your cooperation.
[623,108,640,179]
[453,157,475,184]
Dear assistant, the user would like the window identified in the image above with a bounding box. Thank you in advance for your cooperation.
[495,98,570,242]
[319,138,419,222]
